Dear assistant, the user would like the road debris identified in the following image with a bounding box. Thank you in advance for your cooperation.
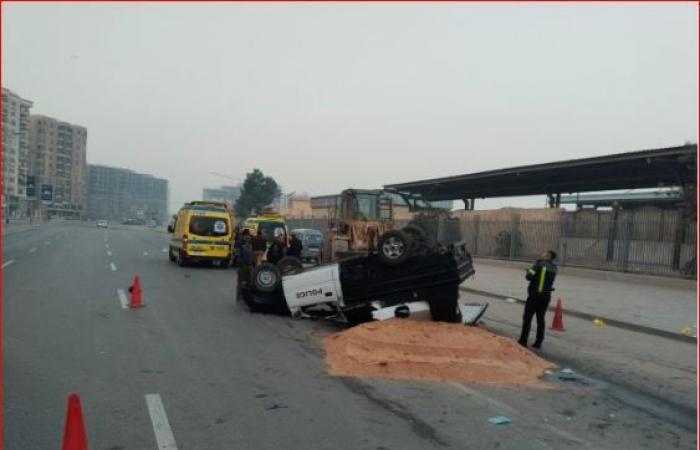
[324,319,555,385]
[557,368,577,381]
[680,327,695,337]
[264,403,289,411]
[488,416,512,425]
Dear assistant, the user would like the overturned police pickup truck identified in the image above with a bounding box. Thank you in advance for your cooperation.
[239,226,486,325]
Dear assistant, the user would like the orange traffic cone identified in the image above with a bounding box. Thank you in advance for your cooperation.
[128,275,144,308]
[551,298,565,331]
[62,393,89,450]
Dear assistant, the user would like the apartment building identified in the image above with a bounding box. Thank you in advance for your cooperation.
[2,88,33,217]
[87,164,168,224]
[27,115,87,218]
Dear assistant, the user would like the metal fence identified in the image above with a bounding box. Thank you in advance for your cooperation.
[459,210,697,279]
[286,210,697,278]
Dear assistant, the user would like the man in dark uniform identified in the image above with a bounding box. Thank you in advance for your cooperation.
[266,234,287,265]
[252,229,267,266]
[235,229,253,302]
[287,233,303,259]
[518,250,557,349]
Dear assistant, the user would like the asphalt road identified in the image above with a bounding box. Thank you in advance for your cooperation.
[4,222,697,449]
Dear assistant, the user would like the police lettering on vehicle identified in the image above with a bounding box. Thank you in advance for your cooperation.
[296,288,323,299]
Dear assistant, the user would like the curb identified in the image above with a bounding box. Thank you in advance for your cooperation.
[459,286,697,345]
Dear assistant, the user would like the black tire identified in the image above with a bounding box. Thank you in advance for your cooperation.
[343,306,375,325]
[251,263,282,293]
[241,289,289,315]
[168,247,176,262]
[402,224,427,241]
[377,230,413,266]
[177,250,189,267]
[277,256,304,276]
[428,284,462,323]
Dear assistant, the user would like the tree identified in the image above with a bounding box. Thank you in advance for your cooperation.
[234,169,281,218]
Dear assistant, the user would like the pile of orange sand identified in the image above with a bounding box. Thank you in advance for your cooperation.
[324,320,556,386]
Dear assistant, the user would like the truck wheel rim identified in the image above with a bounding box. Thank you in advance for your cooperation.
[257,270,276,287]
[382,237,405,259]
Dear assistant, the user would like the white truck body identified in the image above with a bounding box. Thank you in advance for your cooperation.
[283,264,344,314]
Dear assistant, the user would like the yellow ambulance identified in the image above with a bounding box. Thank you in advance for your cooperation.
[168,201,235,267]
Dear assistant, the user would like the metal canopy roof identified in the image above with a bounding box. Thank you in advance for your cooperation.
[384,145,697,201]
[560,190,683,208]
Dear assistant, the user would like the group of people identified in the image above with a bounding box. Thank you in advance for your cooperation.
[234,227,303,268]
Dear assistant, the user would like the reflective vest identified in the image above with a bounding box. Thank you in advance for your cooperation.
[526,260,557,294]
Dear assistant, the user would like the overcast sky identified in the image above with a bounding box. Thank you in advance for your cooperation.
[3,3,697,212]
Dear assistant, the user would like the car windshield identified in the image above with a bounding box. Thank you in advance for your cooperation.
[304,233,323,245]
[189,216,228,237]
[258,221,285,239]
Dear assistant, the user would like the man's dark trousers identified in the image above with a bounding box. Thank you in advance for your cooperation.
[518,289,552,346]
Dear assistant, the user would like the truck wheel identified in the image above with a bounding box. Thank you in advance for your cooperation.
[277,256,304,275]
[251,263,282,293]
[403,224,432,253]
[428,284,462,323]
[403,224,427,241]
[168,247,176,262]
[177,250,189,267]
[378,230,413,266]
[343,306,375,325]
[241,289,289,315]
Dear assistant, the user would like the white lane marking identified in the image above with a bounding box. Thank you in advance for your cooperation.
[110,263,117,272]
[107,250,113,257]
[105,243,110,248]
[29,248,37,253]
[145,394,179,450]
[162,248,168,253]
[3,260,15,268]
[117,289,128,309]
[44,241,51,245]
[143,252,149,256]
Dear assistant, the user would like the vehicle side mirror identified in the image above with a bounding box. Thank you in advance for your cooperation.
[167,225,174,233]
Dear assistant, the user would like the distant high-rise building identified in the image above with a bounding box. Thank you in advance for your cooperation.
[87,165,168,224]
[2,88,33,217]
[27,114,87,219]
[202,185,241,207]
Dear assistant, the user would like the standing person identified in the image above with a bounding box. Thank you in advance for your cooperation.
[252,228,267,266]
[287,233,303,259]
[236,229,253,267]
[266,235,286,265]
[518,250,558,349]
[235,229,254,301]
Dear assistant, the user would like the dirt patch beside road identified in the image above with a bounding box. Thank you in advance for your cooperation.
[324,319,556,386]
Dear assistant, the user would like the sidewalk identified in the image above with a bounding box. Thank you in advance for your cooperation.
[462,258,697,336]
